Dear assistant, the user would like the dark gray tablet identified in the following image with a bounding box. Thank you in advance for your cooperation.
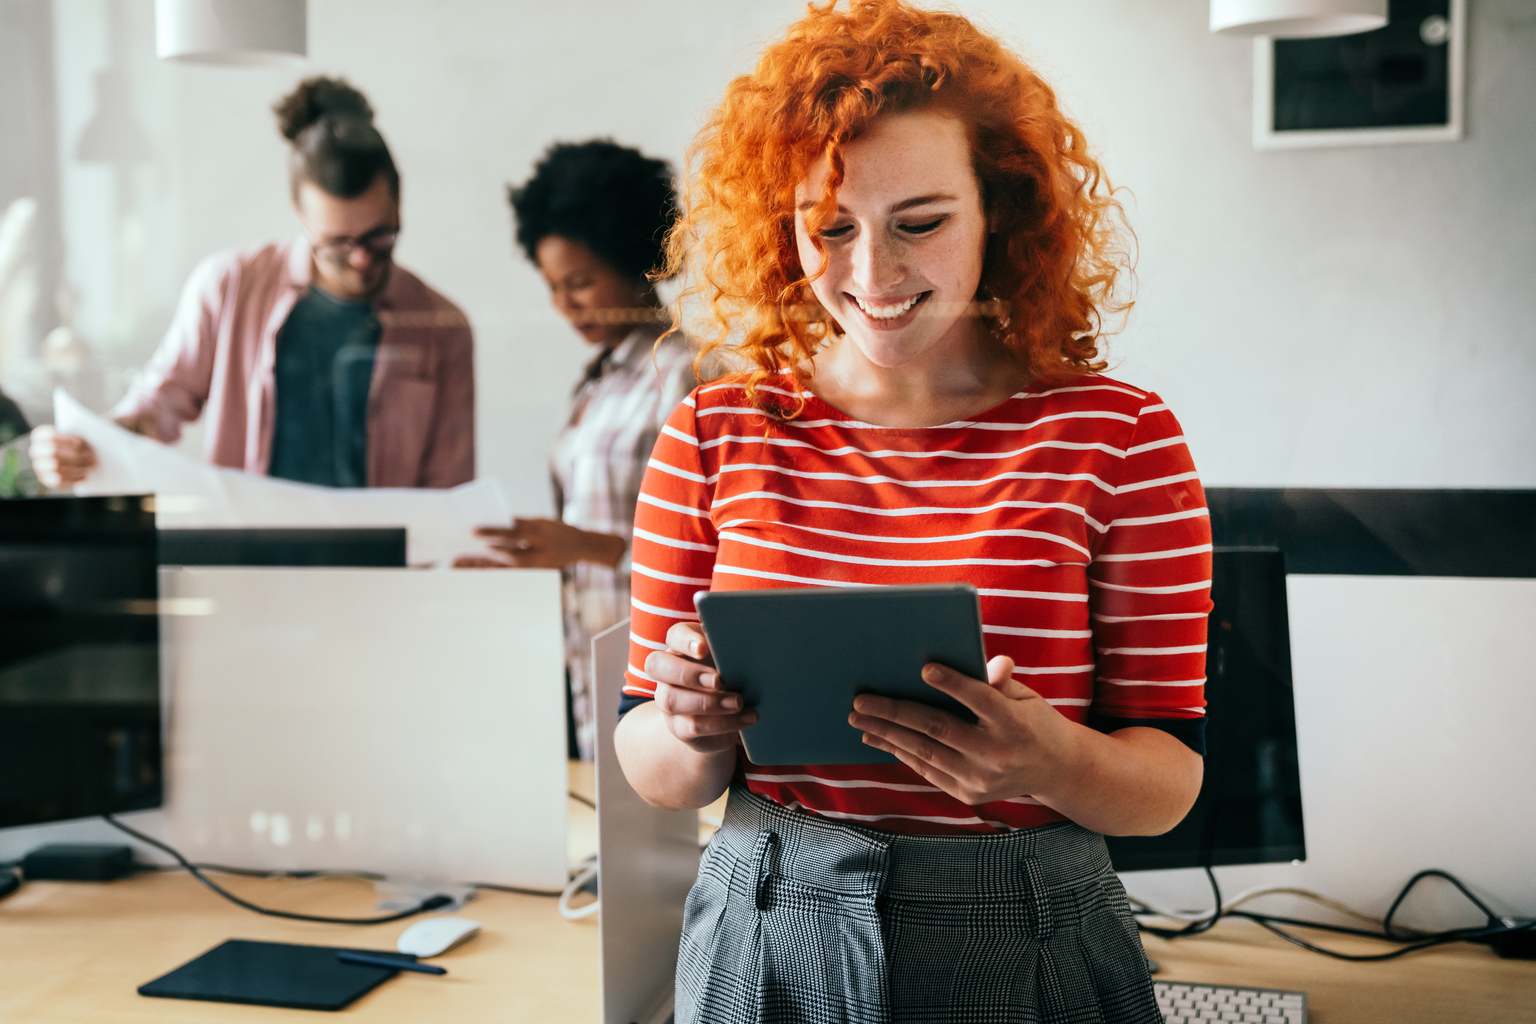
[694,584,987,765]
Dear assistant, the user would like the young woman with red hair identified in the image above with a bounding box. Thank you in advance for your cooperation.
[615,3,1210,1020]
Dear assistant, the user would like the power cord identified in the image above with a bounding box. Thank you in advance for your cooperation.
[99,787,604,911]
[103,813,454,925]
[1132,866,1536,961]
[558,854,599,921]
[1136,867,1223,939]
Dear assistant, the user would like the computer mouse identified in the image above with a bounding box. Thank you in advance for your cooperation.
[397,917,482,958]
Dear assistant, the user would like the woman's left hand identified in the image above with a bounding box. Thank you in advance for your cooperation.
[848,656,1080,807]
[460,518,626,570]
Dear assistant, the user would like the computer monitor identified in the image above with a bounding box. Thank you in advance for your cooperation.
[0,495,163,828]
[1105,549,1306,872]
[157,527,406,567]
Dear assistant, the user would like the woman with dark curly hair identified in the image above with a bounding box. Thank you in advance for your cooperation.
[469,141,694,761]
[614,2,1208,1020]
[31,77,474,492]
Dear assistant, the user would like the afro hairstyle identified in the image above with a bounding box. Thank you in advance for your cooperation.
[508,140,677,283]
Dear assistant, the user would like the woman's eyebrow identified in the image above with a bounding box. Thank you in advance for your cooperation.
[890,193,958,212]
[794,193,960,214]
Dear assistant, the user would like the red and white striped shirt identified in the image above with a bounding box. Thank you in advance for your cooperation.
[623,373,1212,835]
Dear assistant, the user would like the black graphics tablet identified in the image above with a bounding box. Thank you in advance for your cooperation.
[694,584,987,765]
[138,939,418,1011]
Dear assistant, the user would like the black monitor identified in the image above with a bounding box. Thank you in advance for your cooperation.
[157,527,406,567]
[1106,549,1306,872]
[0,496,163,828]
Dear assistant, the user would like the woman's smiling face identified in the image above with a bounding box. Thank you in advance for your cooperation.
[794,109,989,371]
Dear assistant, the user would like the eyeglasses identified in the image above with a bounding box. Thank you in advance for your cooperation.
[307,224,400,265]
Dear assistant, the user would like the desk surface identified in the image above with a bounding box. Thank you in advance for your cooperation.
[0,764,605,1023]
[1144,921,1536,1024]
[3,765,1532,1023]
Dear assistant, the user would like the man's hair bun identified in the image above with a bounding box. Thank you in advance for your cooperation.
[273,77,397,200]
[274,76,375,143]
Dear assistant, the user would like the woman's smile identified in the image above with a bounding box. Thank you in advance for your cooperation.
[848,290,931,328]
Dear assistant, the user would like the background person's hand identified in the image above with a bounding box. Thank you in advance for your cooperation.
[28,426,98,490]
[467,517,626,570]
[644,621,756,754]
[848,655,1079,806]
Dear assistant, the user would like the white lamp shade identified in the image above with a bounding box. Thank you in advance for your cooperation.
[1210,0,1388,38]
[156,0,306,66]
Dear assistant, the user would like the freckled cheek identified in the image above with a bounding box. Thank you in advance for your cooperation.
[923,236,985,296]
[797,239,847,306]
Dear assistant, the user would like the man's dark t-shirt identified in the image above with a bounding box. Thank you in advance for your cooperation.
[268,287,380,488]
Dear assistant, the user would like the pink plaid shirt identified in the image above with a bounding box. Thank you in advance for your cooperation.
[112,237,475,488]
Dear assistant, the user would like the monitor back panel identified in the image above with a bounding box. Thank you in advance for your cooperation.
[157,528,406,568]
[1106,549,1306,872]
[157,567,567,888]
[594,619,698,1024]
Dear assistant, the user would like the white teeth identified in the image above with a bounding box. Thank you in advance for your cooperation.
[854,294,921,319]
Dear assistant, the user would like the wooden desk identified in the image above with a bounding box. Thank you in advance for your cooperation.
[1145,919,1536,1024]
[0,764,603,1023]
[3,765,1532,1022]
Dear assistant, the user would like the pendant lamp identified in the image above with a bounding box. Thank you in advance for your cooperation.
[155,0,306,65]
[1210,0,1387,38]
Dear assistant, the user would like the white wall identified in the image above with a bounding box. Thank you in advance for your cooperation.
[27,0,1536,925]
[52,0,1535,500]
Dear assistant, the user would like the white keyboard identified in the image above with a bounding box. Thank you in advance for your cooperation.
[1154,980,1307,1023]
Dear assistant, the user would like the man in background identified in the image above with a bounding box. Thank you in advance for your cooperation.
[31,76,473,490]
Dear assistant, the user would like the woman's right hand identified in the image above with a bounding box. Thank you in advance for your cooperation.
[644,622,757,754]
[28,427,97,489]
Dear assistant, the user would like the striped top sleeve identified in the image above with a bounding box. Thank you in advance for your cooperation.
[624,393,718,697]
[1085,399,1212,749]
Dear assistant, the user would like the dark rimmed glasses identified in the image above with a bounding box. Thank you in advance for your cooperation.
[307,224,400,265]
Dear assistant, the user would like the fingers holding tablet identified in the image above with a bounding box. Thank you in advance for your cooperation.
[851,654,1076,807]
[667,621,713,663]
[647,622,757,753]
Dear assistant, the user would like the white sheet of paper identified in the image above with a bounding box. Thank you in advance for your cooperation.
[55,389,509,566]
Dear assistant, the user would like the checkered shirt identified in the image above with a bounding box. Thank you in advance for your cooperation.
[551,324,696,760]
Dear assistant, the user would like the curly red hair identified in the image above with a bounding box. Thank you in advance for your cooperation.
[666,0,1132,412]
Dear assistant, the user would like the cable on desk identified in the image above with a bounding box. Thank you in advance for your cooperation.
[1230,911,1534,962]
[558,854,599,921]
[1136,867,1223,939]
[103,814,454,925]
[568,790,596,810]
[122,837,567,899]
[139,862,387,883]
[1130,884,1381,927]
[1133,865,1536,961]
[468,881,564,898]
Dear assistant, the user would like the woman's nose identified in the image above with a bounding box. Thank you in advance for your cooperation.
[850,231,904,294]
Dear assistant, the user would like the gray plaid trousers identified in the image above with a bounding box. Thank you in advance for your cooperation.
[677,786,1160,1024]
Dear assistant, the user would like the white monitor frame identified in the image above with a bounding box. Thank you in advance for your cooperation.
[156,567,569,889]
[594,619,699,1024]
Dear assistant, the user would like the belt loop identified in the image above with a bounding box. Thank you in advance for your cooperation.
[752,830,777,913]
[1023,857,1055,940]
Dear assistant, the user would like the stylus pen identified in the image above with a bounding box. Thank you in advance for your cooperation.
[336,951,447,975]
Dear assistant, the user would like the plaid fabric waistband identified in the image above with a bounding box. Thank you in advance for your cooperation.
[712,784,1114,900]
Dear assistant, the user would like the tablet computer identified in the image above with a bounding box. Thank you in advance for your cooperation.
[694,584,986,765]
